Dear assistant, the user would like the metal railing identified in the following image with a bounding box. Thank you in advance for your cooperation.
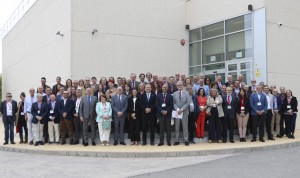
[0,0,38,39]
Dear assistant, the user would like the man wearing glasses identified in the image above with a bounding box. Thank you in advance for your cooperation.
[24,88,37,145]
[0,93,18,145]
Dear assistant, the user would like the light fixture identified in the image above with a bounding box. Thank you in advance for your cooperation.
[56,31,64,37]
[92,29,98,35]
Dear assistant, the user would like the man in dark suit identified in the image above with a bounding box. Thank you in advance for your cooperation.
[39,77,50,93]
[129,73,140,91]
[168,76,177,94]
[250,85,268,142]
[222,87,237,143]
[187,84,200,144]
[216,75,224,95]
[59,91,75,145]
[42,87,52,143]
[73,89,82,144]
[278,86,286,137]
[0,93,18,145]
[31,93,48,146]
[52,76,65,95]
[47,94,60,144]
[111,87,128,145]
[140,84,156,145]
[156,84,173,146]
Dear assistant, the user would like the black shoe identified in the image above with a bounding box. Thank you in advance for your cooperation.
[222,140,227,143]
[259,138,265,142]
[276,134,281,138]
[173,142,179,146]
[113,142,118,146]
[83,142,88,146]
[185,142,189,146]
[48,142,53,144]
[150,141,154,146]
[56,142,60,144]
[142,142,147,146]
[39,141,44,145]
[240,138,243,142]
[268,137,275,141]
[120,142,126,145]
[158,142,164,146]
[34,142,39,146]
[11,141,16,144]
[92,142,96,146]
[167,142,171,146]
[230,139,235,143]
[3,142,8,145]
[243,138,246,142]
[29,141,34,145]
[251,139,256,142]
[61,141,66,145]
[189,140,196,144]
[73,141,79,145]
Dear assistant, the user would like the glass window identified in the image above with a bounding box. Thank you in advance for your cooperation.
[202,37,224,64]
[189,28,201,42]
[189,42,201,66]
[189,66,201,76]
[226,30,253,60]
[203,63,225,72]
[202,22,224,39]
[226,14,252,33]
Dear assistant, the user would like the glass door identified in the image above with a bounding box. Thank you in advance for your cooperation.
[225,59,252,85]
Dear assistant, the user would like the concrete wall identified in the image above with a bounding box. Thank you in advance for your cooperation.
[2,0,72,99]
[70,0,188,79]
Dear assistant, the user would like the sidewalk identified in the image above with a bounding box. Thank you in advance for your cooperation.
[1,118,299,158]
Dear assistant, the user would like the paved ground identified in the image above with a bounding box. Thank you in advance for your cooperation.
[132,145,300,178]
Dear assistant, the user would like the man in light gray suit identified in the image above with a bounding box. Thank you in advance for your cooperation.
[111,87,128,145]
[79,87,97,146]
[173,81,191,146]
[263,85,275,140]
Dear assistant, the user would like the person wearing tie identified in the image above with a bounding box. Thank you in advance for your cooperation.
[173,81,191,146]
[42,87,52,143]
[47,94,60,144]
[111,87,128,145]
[24,88,37,145]
[140,84,156,145]
[0,93,18,145]
[156,84,173,146]
[222,87,237,143]
[278,86,286,137]
[250,85,268,142]
[79,88,97,146]
[129,73,140,91]
[263,85,275,140]
[31,93,48,146]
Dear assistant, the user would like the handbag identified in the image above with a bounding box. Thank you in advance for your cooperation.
[102,120,111,130]
[206,107,211,117]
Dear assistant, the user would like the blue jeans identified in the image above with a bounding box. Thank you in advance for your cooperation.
[3,116,14,142]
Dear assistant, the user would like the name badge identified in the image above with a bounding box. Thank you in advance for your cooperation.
[227,105,231,109]
[21,112,25,115]
[257,102,262,106]
[75,108,79,113]
[213,104,217,108]
[50,110,54,114]
[162,103,166,107]
[200,106,204,109]
[190,103,194,107]
[38,111,40,114]
[241,107,245,110]
[287,105,291,109]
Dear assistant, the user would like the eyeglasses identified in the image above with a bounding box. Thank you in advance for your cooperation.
[6,96,12,97]
[63,93,69,95]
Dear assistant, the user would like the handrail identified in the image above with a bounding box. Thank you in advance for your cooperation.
[0,0,38,39]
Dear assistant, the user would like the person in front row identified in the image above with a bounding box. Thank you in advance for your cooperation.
[31,93,48,146]
[96,95,112,146]
[187,84,199,144]
[250,85,267,142]
[236,89,250,142]
[196,88,207,138]
[263,85,275,140]
[111,87,128,146]
[206,88,224,143]
[173,81,191,146]
[282,90,298,139]
[47,94,60,144]
[128,89,141,145]
[16,92,28,144]
[156,84,173,146]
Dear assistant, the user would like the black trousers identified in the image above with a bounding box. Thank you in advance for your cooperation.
[266,109,273,138]
[222,114,234,140]
[142,112,155,142]
[73,117,82,142]
[208,108,221,140]
[130,113,140,142]
[188,112,196,141]
[284,114,292,137]
[280,114,286,136]
[43,121,49,142]
[251,113,266,139]
[159,116,171,143]
[17,115,28,138]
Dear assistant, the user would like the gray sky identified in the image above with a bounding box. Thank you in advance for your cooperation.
[0,0,23,73]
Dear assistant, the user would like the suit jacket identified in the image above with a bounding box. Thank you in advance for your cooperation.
[140,92,156,115]
[96,102,112,122]
[277,94,286,114]
[216,82,224,95]
[0,100,18,123]
[111,94,128,118]
[250,92,268,115]
[264,93,274,113]
[73,97,82,117]
[31,102,48,124]
[156,92,173,118]
[47,101,60,123]
[236,97,250,115]
[173,90,191,118]
[168,83,178,94]
[15,101,25,126]
[207,95,224,117]
[58,98,74,120]
[42,95,51,104]
[129,81,140,91]
[128,97,141,116]
[281,97,298,114]
[189,94,200,118]
[56,94,63,102]
[222,94,237,118]
[79,95,97,119]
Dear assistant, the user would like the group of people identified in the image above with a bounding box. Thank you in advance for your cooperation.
[0,73,297,147]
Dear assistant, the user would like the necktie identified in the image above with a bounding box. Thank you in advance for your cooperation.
[179,91,182,100]
[38,103,41,110]
[171,85,173,93]
[147,93,150,101]
[119,95,122,104]
[227,95,230,104]
[163,93,166,103]
[88,96,91,107]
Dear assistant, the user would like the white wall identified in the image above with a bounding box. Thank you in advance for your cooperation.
[70,0,188,79]
[2,0,72,99]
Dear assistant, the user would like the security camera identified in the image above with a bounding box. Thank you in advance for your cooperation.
[56,31,64,37]
[278,23,282,26]
[92,29,98,35]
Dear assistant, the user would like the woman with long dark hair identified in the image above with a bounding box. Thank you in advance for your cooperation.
[236,89,250,142]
